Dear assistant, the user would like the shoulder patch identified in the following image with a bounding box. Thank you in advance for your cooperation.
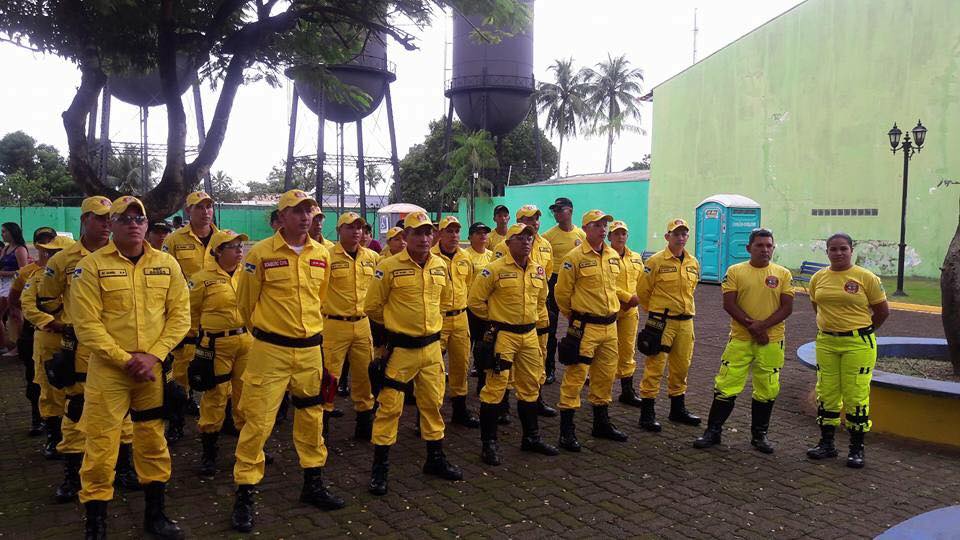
[72,268,83,279]
[562,261,573,271]
[480,268,491,277]
[187,280,196,290]
[161,244,170,252]
[44,266,55,277]
[99,269,127,278]
[375,269,384,280]
[243,262,256,273]
[144,267,171,276]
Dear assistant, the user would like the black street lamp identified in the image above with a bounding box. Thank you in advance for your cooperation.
[887,120,927,296]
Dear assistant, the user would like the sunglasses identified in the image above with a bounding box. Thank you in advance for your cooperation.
[112,215,148,225]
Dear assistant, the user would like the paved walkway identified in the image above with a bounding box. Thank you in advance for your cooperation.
[1,286,957,538]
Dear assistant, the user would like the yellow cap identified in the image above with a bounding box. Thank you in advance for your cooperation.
[386,227,403,240]
[336,211,364,228]
[438,216,461,231]
[186,191,213,207]
[581,209,613,227]
[505,222,536,241]
[278,189,318,212]
[80,196,112,216]
[110,195,146,217]
[516,204,541,220]
[667,218,689,232]
[403,211,434,229]
[208,229,249,253]
[36,235,76,251]
[610,220,629,232]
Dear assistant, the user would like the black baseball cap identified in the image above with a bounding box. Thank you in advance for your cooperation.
[469,222,492,235]
[493,205,509,215]
[149,221,174,233]
[549,197,573,211]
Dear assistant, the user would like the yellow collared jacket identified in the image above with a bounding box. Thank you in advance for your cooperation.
[162,224,219,278]
[188,265,244,334]
[492,233,554,277]
[467,252,548,326]
[37,240,95,326]
[636,248,700,316]
[324,243,379,317]
[555,243,630,318]
[431,245,473,312]
[616,246,644,315]
[365,250,448,337]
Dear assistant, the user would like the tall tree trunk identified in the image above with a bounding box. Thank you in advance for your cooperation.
[941,195,960,374]
[604,99,615,173]
[62,66,119,200]
[557,134,564,178]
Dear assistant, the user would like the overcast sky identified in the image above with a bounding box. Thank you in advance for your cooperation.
[0,0,804,196]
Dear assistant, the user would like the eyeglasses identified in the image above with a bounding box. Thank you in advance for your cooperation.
[112,215,148,225]
[219,243,243,251]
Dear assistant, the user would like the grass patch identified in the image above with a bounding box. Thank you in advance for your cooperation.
[879,276,941,306]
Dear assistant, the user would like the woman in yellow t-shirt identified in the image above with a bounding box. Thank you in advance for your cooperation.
[806,233,889,468]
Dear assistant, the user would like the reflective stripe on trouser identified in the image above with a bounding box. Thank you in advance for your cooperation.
[171,343,196,388]
[714,338,785,402]
[234,339,327,485]
[558,321,619,409]
[615,309,640,378]
[441,312,471,398]
[371,341,446,446]
[815,332,877,432]
[79,358,169,503]
[480,329,543,404]
[321,318,375,412]
[59,345,134,454]
[639,318,695,399]
[34,331,65,417]
[198,332,252,433]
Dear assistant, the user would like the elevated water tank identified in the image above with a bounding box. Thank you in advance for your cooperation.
[293,32,396,123]
[107,55,196,107]
[446,0,534,136]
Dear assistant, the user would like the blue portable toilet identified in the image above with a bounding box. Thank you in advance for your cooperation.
[695,194,761,283]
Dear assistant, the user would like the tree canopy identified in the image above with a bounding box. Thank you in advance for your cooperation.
[0,131,75,205]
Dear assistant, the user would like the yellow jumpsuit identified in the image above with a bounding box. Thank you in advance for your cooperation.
[615,246,644,379]
[20,271,65,419]
[432,244,473,398]
[493,235,554,368]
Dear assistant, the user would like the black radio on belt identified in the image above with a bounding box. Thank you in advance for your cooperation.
[637,310,669,356]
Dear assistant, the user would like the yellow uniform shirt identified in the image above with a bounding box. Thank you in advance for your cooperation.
[492,234,554,277]
[467,252,548,326]
[486,228,508,250]
[37,240,95,326]
[636,248,701,316]
[463,246,494,287]
[809,265,886,333]
[162,224,219,279]
[365,250,448,337]
[188,265,244,334]
[377,250,403,266]
[237,232,330,338]
[318,236,336,250]
[615,246,645,315]
[432,245,473,312]
[69,242,190,367]
[542,225,586,276]
[556,243,629,318]
[11,262,40,295]
[324,243,379,317]
[721,262,795,341]
[21,271,56,329]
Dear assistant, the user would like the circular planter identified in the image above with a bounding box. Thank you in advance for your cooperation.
[797,337,960,448]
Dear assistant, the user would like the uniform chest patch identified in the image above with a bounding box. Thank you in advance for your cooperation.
[429,268,446,277]
[361,261,376,268]
[204,279,227,287]
[536,266,545,276]
[309,259,327,268]
[99,269,127,278]
[765,276,779,288]
[392,269,415,278]
[330,261,350,270]
[144,267,171,276]
[539,247,551,253]
[579,261,597,268]
[175,244,195,251]
[499,272,518,279]
[263,259,289,269]
[609,258,621,266]
[844,280,860,294]
[659,266,678,274]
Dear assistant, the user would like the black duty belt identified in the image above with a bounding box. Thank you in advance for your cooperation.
[537,327,550,335]
[252,328,323,348]
[326,314,368,322]
[202,328,247,339]
[492,321,536,334]
[387,331,441,349]
[651,312,694,321]
[173,335,196,350]
[571,311,618,325]
[821,325,874,337]
[444,307,467,317]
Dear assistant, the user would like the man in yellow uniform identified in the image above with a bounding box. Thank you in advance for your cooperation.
[542,197,586,385]
[636,218,702,431]
[486,204,510,249]
[694,228,794,452]
[188,229,252,478]
[72,195,190,539]
[464,222,494,379]
[38,196,139,501]
[309,210,337,249]
[162,190,219,440]
[555,210,630,451]
[432,216,479,428]
[321,212,378,440]
[607,220,645,407]
[378,226,406,261]
[468,223,558,465]
[231,189,344,533]
[365,211,462,496]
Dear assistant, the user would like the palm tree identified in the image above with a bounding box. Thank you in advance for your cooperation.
[583,54,645,173]
[443,131,499,219]
[537,58,590,177]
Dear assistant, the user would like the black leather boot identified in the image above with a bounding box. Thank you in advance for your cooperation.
[806,425,839,459]
[558,409,581,452]
[338,362,351,397]
[322,410,331,439]
[591,405,628,441]
[84,500,107,540]
[199,432,219,479]
[617,377,644,407]
[693,397,736,449]
[354,409,374,441]
[143,482,184,539]
[518,400,559,456]
[422,440,463,480]
[497,390,512,425]
[43,415,62,459]
[221,399,240,437]
[55,452,82,503]
[479,402,501,466]
[668,394,701,425]
[300,467,345,510]
[185,390,200,416]
[544,344,556,385]
[847,430,865,468]
[750,399,775,454]
[451,396,480,428]
[115,442,141,490]
[639,399,662,432]
[536,393,558,417]
[231,484,255,532]
[369,445,390,496]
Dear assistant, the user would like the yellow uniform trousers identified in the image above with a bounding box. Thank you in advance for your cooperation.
[79,359,168,503]
[234,339,327,486]
[616,309,640,379]
[59,346,134,455]
[558,322,619,410]
[371,341,446,446]
[715,338,785,402]
[34,330,65,418]
[321,318,375,412]
[198,332,251,434]
[441,311,471,398]
[639,318,695,399]
[171,342,196,388]
[815,332,877,432]
[479,329,542,405]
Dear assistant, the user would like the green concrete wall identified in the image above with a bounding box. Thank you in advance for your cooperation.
[650,0,960,278]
